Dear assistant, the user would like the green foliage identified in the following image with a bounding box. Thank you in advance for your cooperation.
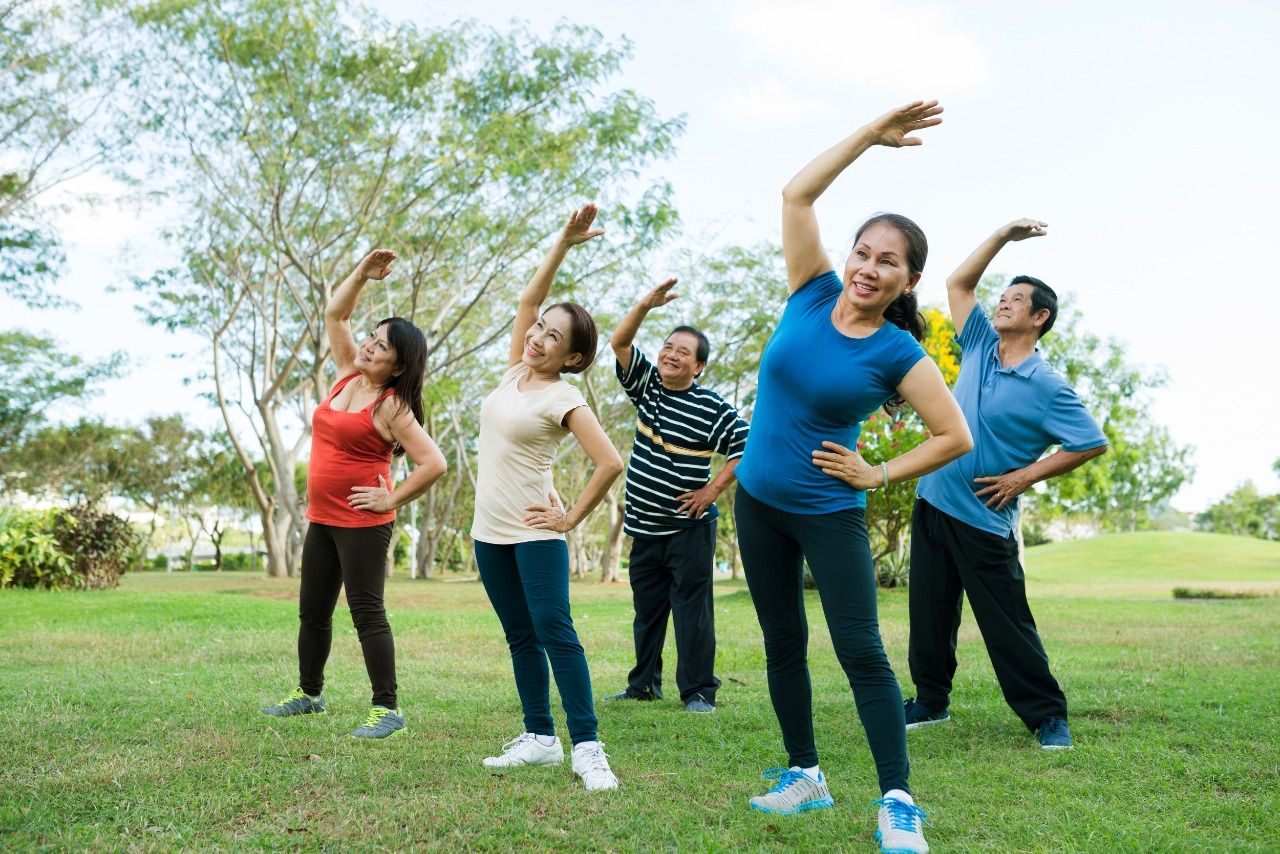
[0,505,138,590]
[0,508,73,589]
[0,335,127,470]
[1197,480,1280,541]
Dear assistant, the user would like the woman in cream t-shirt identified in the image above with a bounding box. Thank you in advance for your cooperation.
[470,204,624,792]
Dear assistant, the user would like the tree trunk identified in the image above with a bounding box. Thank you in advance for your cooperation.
[601,493,625,583]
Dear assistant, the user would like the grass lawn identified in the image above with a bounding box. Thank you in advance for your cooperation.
[2,532,1278,851]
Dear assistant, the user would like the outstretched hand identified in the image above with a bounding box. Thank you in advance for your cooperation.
[866,100,944,148]
[524,491,574,533]
[560,203,605,247]
[1000,219,1049,242]
[639,277,679,310]
[348,474,395,513]
[357,249,397,280]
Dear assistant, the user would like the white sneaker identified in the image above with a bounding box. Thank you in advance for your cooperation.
[571,740,618,791]
[482,732,563,768]
[874,790,930,853]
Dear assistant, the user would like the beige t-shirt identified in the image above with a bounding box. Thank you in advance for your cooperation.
[470,364,588,544]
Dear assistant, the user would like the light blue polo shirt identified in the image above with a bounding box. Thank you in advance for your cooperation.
[736,271,926,514]
[917,306,1107,537]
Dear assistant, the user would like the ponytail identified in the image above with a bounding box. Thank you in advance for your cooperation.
[884,290,924,342]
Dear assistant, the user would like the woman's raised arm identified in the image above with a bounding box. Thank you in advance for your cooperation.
[782,101,942,293]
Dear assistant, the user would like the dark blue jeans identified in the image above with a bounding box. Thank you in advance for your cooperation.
[735,486,910,794]
[475,539,598,745]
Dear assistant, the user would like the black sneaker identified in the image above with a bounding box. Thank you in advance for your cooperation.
[903,697,950,730]
[602,687,662,701]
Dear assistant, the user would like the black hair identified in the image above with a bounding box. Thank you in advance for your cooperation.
[1009,275,1058,338]
[544,302,599,374]
[854,213,928,342]
[667,325,710,365]
[373,317,426,456]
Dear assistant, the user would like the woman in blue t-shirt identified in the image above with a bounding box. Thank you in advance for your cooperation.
[735,101,972,853]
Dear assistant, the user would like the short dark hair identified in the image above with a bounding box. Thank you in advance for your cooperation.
[544,302,598,374]
[1009,275,1058,338]
[667,325,709,364]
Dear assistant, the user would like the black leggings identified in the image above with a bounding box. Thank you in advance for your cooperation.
[735,486,909,794]
[297,521,397,708]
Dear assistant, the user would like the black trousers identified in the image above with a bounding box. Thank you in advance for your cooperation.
[908,498,1067,730]
[625,521,720,703]
[297,521,397,708]
[735,487,909,793]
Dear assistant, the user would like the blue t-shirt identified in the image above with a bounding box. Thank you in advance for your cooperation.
[736,271,926,514]
[917,306,1107,537]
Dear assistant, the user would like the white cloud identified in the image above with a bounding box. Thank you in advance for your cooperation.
[730,0,990,94]
[712,76,833,123]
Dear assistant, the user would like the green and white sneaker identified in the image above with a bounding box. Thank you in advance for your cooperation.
[748,767,834,815]
[350,706,405,739]
[261,687,326,717]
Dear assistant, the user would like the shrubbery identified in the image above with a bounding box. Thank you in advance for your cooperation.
[0,506,139,590]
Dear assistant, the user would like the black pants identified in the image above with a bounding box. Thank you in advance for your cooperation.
[297,521,397,708]
[908,498,1067,730]
[625,521,720,704]
[735,486,909,794]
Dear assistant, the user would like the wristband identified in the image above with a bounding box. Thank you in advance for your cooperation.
[881,461,890,491]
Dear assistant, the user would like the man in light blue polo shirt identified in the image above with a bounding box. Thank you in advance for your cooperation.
[905,218,1108,750]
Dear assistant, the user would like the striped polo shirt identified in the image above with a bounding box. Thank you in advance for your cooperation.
[617,349,749,539]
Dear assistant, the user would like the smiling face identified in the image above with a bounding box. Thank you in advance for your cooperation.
[993,283,1049,336]
[523,306,584,374]
[354,323,401,383]
[657,330,705,389]
[841,223,921,315]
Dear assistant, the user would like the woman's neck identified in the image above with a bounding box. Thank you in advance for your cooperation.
[832,291,887,336]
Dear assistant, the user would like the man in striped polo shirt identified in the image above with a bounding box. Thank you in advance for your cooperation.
[604,277,749,713]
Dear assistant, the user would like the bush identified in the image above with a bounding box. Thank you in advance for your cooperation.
[220,551,261,572]
[0,505,138,590]
[0,508,73,589]
[52,506,139,590]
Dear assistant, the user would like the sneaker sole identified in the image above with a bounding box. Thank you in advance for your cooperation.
[482,756,564,768]
[261,707,327,717]
[875,830,928,853]
[904,715,950,731]
[351,726,406,740]
[1039,743,1073,750]
[748,797,835,816]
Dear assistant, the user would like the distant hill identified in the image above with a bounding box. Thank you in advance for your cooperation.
[1024,532,1280,597]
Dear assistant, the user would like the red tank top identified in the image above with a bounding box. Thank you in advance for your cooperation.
[306,373,398,527]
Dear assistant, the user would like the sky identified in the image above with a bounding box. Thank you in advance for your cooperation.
[10,0,1280,512]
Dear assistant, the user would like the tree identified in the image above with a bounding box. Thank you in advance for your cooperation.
[128,0,682,577]
[1198,481,1279,541]
[1,0,131,304]
[0,332,125,477]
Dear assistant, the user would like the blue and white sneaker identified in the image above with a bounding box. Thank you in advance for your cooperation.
[1037,716,1073,750]
[748,767,834,815]
[873,791,930,853]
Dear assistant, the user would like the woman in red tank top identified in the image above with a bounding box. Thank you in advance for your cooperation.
[261,249,447,740]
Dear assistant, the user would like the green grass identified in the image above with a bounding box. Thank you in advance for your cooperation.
[2,532,1278,851]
